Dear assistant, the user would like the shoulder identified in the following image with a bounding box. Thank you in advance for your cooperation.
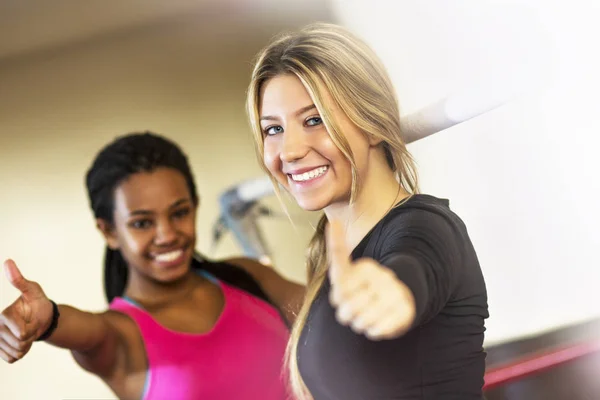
[223,257,264,272]
[102,308,141,338]
[220,257,305,326]
[194,256,274,304]
[380,194,467,237]
[368,194,470,259]
[199,256,266,284]
[221,257,292,293]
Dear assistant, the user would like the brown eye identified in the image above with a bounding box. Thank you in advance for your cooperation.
[130,219,152,230]
[172,208,191,219]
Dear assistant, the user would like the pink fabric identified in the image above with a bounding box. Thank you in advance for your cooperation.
[110,280,290,400]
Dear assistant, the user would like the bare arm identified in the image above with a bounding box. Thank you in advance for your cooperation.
[48,305,121,378]
[0,260,122,379]
[225,257,305,325]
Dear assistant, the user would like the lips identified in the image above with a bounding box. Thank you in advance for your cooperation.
[153,249,184,263]
[289,166,329,182]
[150,245,189,268]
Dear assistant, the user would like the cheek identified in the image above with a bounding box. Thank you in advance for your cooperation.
[263,140,282,176]
[319,136,352,176]
[180,216,197,237]
[119,230,150,257]
[334,158,354,191]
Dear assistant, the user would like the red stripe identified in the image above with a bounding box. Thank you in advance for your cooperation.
[483,339,600,390]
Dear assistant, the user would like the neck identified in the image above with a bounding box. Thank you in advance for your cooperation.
[324,149,408,252]
[124,268,199,308]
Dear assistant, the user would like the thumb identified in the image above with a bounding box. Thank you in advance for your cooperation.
[326,219,352,284]
[3,259,36,297]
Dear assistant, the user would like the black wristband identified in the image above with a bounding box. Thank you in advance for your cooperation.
[36,300,60,341]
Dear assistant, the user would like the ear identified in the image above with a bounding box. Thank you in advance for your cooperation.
[368,134,384,147]
[96,219,119,250]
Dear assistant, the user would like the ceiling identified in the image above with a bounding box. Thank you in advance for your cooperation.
[0,0,332,62]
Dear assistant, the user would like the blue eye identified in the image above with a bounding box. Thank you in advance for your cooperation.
[306,116,322,126]
[264,125,284,136]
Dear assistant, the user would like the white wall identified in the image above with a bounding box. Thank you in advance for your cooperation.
[332,0,600,345]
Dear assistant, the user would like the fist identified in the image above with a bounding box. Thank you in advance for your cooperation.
[327,220,416,340]
[0,259,53,363]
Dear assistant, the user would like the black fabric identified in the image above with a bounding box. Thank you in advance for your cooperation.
[298,195,489,399]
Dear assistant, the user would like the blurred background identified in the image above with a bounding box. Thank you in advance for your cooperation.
[0,0,598,399]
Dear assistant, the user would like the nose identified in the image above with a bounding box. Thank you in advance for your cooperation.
[154,219,177,246]
[280,124,309,163]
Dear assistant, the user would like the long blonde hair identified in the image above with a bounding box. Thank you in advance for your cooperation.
[246,22,419,399]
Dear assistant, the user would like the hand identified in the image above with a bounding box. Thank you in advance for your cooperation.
[327,220,416,340]
[0,259,53,363]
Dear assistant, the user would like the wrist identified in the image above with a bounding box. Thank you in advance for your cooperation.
[36,300,60,341]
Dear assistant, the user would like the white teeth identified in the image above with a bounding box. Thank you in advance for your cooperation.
[154,249,183,263]
[291,166,328,182]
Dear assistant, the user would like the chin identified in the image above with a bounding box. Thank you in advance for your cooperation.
[294,195,331,212]
[154,263,191,283]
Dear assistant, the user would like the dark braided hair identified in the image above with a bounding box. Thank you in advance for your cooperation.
[86,132,273,306]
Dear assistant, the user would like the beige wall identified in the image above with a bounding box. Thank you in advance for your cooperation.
[0,12,326,399]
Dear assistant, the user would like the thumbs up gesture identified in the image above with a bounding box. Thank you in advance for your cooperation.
[327,220,416,340]
[0,259,53,363]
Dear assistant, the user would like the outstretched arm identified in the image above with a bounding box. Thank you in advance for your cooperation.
[0,259,123,378]
[225,257,305,325]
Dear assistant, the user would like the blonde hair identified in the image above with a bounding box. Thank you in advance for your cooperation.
[246,22,419,399]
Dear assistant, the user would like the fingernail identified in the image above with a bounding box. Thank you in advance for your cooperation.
[337,306,352,323]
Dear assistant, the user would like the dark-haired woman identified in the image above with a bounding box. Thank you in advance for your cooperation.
[0,132,303,400]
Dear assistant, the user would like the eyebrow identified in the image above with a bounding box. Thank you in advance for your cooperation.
[128,198,191,217]
[260,104,317,122]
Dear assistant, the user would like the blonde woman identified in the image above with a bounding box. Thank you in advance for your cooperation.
[247,23,489,399]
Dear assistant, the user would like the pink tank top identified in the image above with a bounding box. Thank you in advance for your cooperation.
[109,276,290,400]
